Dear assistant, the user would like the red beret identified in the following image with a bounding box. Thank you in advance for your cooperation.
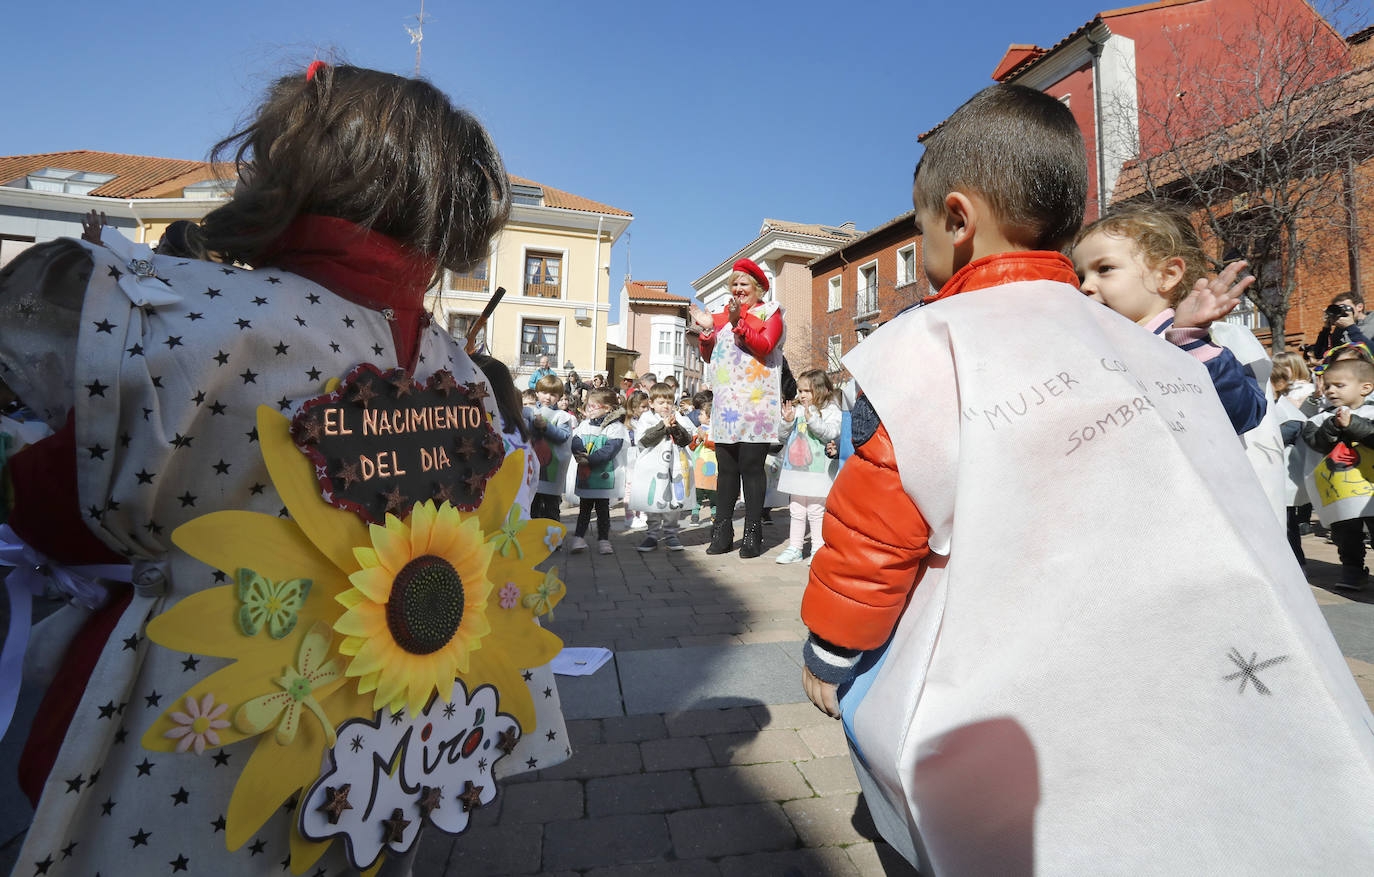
[732,258,769,292]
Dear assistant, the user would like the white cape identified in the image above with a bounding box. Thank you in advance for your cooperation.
[841,280,1374,875]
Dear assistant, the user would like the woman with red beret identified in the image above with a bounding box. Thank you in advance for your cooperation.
[689,258,785,557]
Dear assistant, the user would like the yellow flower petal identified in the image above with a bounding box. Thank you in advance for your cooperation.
[171,511,339,589]
[409,500,437,556]
[343,632,395,678]
[257,406,367,574]
[465,648,537,731]
[345,566,393,604]
[475,451,525,536]
[370,520,412,574]
[352,546,379,570]
[334,602,384,638]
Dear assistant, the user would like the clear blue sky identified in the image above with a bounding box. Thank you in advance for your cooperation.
[6,0,1124,311]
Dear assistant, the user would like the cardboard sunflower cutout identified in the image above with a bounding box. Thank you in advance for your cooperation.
[141,404,563,873]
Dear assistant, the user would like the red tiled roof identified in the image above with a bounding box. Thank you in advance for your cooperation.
[0,151,631,217]
[0,150,231,198]
[625,280,689,304]
[509,174,631,217]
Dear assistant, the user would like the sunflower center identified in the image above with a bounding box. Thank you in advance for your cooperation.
[386,554,464,655]
[191,716,211,734]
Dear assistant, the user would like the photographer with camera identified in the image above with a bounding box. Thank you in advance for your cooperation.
[1313,291,1374,357]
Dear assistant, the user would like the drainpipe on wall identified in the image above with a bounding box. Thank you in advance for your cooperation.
[127,200,148,244]
[590,215,604,376]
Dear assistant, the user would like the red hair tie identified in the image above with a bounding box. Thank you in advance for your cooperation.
[306,60,326,82]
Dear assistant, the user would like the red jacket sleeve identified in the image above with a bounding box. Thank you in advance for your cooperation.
[801,423,930,650]
[734,308,783,359]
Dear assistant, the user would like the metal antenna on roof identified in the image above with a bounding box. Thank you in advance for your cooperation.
[624,232,632,282]
[405,0,430,76]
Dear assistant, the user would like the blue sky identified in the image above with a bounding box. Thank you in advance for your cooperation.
[7,0,1132,313]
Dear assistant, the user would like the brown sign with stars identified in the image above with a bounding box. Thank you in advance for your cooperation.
[291,363,502,524]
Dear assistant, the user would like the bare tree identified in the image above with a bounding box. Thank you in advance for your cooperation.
[1113,0,1374,351]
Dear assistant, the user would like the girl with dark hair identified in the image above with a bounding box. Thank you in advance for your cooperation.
[0,62,568,875]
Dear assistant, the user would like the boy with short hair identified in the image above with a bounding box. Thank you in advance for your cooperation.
[1300,357,1374,588]
[630,382,694,551]
[526,374,574,521]
[802,84,1374,872]
[568,388,628,555]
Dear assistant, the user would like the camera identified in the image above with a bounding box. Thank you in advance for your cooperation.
[1326,304,1354,321]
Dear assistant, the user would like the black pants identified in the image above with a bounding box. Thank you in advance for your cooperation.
[531,492,561,522]
[1332,517,1374,570]
[1286,505,1307,564]
[714,442,769,527]
[575,497,610,540]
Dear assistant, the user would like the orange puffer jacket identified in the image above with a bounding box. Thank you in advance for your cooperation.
[801,422,930,650]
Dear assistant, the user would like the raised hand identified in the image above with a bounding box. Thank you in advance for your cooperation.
[80,210,108,246]
[688,304,713,330]
[1173,260,1255,330]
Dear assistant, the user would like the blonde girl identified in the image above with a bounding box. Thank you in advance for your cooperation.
[1072,202,1266,435]
[776,369,842,564]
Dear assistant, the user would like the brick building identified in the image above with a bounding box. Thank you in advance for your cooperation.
[939,0,1373,350]
[978,0,1349,217]
[806,211,925,377]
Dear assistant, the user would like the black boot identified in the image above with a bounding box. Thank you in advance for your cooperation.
[705,518,735,555]
[738,520,764,559]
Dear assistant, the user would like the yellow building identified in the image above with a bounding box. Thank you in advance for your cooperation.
[0,153,632,389]
[427,176,631,387]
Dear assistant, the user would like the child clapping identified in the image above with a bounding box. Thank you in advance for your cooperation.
[1300,357,1374,588]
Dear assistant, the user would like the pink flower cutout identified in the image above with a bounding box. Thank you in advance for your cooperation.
[163,693,231,755]
[499,582,522,610]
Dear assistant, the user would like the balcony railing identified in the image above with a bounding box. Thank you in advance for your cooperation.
[450,276,488,293]
[524,282,561,299]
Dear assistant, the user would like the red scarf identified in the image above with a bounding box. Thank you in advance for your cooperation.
[261,214,438,370]
[923,250,1080,303]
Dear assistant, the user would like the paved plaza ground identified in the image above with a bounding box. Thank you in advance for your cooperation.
[2,515,1371,875]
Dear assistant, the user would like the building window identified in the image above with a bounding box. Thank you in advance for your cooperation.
[657,330,673,356]
[0,233,35,269]
[22,167,116,195]
[521,319,559,366]
[182,179,234,200]
[827,275,842,312]
[524,251,562,298]
[857,261,879,316]
[450,258,489,293]
[827,334,843,371]
[896,245,917,287]
[448,312,486,351]
[674,329,684,359]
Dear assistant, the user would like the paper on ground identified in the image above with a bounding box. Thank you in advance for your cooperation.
[550,647,612,676]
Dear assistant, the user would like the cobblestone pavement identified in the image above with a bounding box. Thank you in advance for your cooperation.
[403,516,1374,876]
[2,516,1370,876]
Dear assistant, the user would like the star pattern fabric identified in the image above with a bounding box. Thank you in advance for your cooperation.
[0,240,569,875]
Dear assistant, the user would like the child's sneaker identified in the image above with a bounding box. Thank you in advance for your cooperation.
[568,536,588,553]
[598,539,614,555]
[690,509,701,524]
[637,536,658,552]
[630,514,648,530]
[664,535,684,551]
[775,545,804,564]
